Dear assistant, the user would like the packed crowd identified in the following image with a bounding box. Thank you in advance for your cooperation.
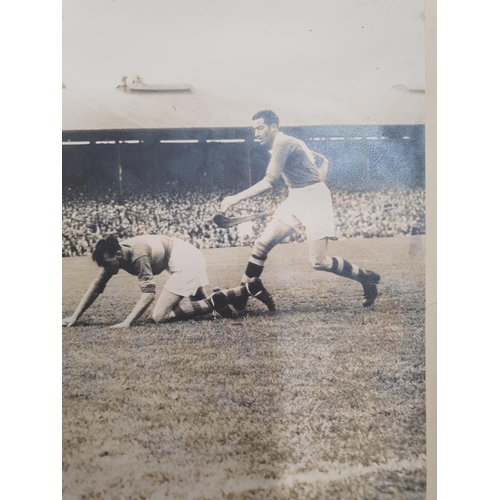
[62,185,425,257]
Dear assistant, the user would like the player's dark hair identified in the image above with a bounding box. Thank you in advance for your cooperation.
[252,110,279,127]
[92,235,121,267]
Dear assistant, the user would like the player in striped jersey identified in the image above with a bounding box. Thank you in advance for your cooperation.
[221,110,380,309]
[62,234,273,328]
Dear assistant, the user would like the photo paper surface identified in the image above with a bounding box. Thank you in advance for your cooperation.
[62,1,433,498]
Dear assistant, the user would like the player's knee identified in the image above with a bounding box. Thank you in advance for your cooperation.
[253,238,272,259]
[151,310,163,323]
[152,308,172,323]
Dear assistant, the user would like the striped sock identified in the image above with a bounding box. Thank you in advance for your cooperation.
[329,257,367,282]
[169,299,212,320]
[220,284,252,305]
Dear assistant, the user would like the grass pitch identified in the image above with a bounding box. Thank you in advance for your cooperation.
[62,236,426,500]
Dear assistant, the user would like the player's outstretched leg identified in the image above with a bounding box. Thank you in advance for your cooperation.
[309,239,380,307]
[167,299,212,320]
[164,293,233,320]
[222,278,276,312]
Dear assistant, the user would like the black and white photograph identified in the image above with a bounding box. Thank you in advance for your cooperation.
[61,1,430,498]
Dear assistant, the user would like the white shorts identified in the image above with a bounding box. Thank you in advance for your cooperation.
[273,182,335,241]
[164,239,209,297]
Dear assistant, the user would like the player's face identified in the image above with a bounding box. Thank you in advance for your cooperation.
[102,251,121,275]
[252,118,275,148]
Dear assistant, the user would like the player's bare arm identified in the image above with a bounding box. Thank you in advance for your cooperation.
[110,292,155,328]
[63,270,112,327]
[221,178,273,212]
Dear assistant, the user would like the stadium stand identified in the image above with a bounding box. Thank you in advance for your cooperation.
[62,186,425,257]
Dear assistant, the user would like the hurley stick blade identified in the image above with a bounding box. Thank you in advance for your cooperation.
[213,211,272,228]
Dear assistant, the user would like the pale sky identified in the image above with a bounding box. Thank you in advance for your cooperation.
[62,0,425,94]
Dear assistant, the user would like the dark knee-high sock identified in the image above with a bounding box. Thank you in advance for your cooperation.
[169,299,213,320]
[241,262,264,283]
[328,256,367,282]
[241,254,266,284]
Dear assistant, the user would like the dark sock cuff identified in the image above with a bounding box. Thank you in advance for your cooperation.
[245,262,264,279]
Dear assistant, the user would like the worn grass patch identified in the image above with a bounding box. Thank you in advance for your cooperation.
[62,236,426,500]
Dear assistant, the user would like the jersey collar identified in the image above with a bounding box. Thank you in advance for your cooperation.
[269,131,285,152]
